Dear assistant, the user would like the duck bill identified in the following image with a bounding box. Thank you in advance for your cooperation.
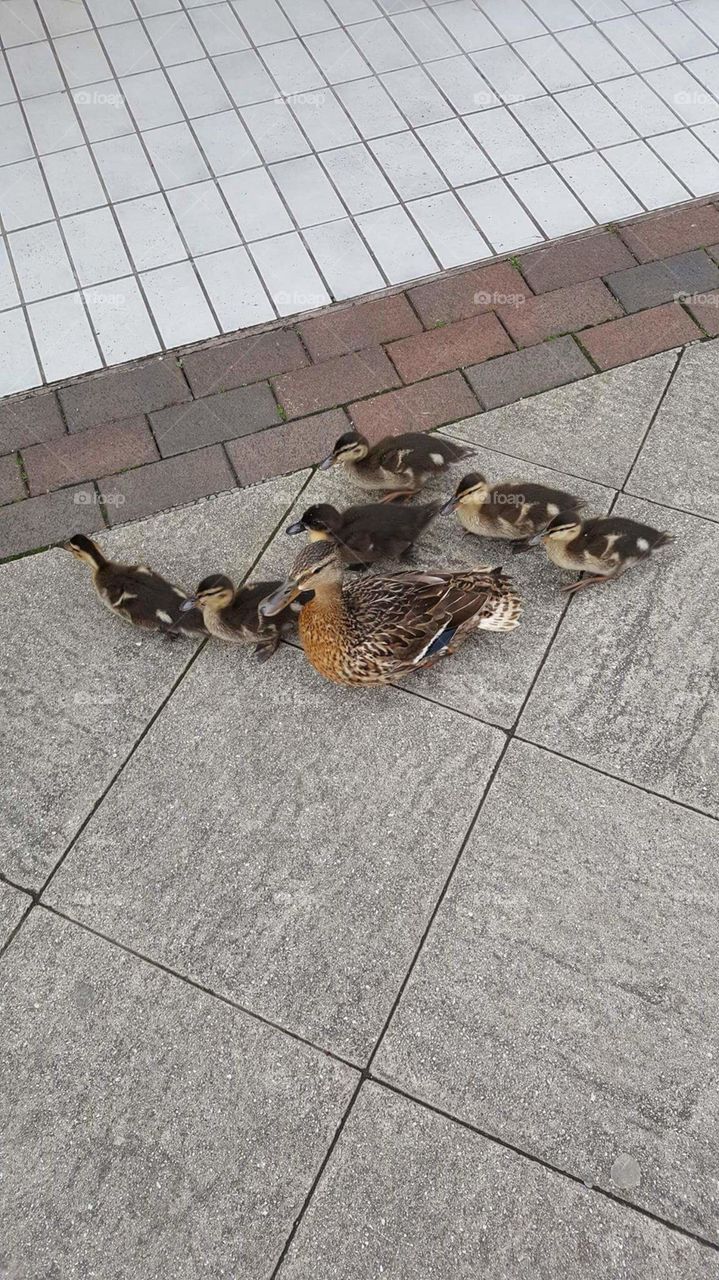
[524,530,546,547]
[179,597,199,612]
[439,496,459,515]
[259,580,301,617]
[318,454,336,470]
[285,519,305,535]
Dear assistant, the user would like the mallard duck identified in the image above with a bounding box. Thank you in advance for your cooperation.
[63,534,207,637]
[441,472,584,545]
[180,573,300,660]
[526,511,672,593]
[258,541,521,687]
[286,499,440,567]
[319,429,474,497]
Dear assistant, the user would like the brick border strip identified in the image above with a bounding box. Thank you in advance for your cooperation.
[2,199,719,560]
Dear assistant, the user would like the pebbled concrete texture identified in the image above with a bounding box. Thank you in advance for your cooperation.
[281,1085,718,1280]
[440,352,678,487]
[46,637,505,1061]
[0,880,31,948]
[2,340,718,1275]
[0,472,308,890]
[375,742,719,1242]
[519,495,719,816]
[265,449,614,728]
[0,910,357,1280]
[627,340,719,521]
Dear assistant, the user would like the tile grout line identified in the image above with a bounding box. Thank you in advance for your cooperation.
[0,467,317,946]
[368,1077,719,1254]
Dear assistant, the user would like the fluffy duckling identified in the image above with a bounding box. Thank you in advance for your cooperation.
[526,511,672,593]
[441,472,583,544]
[285,500,440,567]
[258,540,521,688]
[319,429,474,497]
[180,573,299,660]
[63,534,207,637]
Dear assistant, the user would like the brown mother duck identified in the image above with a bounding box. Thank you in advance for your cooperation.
[259,541,521,687]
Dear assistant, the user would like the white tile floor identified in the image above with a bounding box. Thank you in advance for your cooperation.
[1,0,719,395]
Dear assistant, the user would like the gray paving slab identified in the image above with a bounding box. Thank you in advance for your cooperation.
[0,880,31,947]
[0,473,307,889]
[627,340,719,521]
[260,450,614,728]
[45,637,504,1061]
[519,494,719,815]
[281,1084,718,1280]
[438,352,677,487]
[375,741,719,1243]
[0,909,357,1280]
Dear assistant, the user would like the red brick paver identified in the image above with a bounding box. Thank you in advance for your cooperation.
[0,484,103,560]
[298,294,421,361]
[497,279,622,347]
[0,391,66,454]
[408,262,530,326]
[181,329,307,398]
[465,336,594,409]
[619,204,719,263]
[0,455,25,506]
[520,230,636,293]
[23,417,158,496]
[150,382,279,457]
[226,409,349,486]
[99,446,235,526]
[387,313,513,383]
[578,303,701,370]
[60,358,191,431]
[273,348,400,419]
[684,290,719,336]
[349,372,480,438]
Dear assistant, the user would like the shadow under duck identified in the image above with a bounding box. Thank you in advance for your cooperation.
[259,540,521,687]
[441,472,584,545]
[181,573,301,660]
[286,499,441,567]
[526,511,672,593]
[320,429,474,497]
[63,534,207,637]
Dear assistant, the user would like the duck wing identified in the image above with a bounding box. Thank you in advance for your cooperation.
[375,434,474,476]
[348,567,520,668]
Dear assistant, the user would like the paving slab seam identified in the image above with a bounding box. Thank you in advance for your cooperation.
[365,1077,719,1256]
[270,592,589,1275]
[512,737,719,830]
[622,346,686,490]
[32,902,359,1075]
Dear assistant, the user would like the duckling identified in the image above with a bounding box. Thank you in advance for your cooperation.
[63,534,207,637]
[526,511,672,593]
[180,573,299,661]
[441,472,584,544]
[285,499,441,567]
[258,540,521,688]
[319,429,474,497]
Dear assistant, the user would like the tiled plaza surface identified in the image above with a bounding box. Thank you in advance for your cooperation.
[1,339,718,1277]
[6,0,719,394]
